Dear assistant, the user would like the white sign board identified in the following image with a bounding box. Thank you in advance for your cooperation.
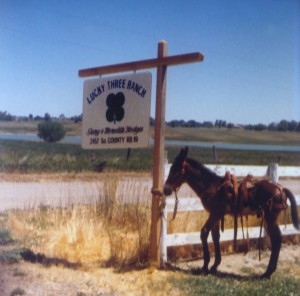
[82,72,152,149]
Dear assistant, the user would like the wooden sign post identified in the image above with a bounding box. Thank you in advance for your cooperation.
[79,40,204,267]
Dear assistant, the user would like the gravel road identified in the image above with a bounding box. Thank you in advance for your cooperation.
[0,177,153,211]
[0,177,299,212]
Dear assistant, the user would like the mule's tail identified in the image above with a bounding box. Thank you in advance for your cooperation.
[284,188,300,230]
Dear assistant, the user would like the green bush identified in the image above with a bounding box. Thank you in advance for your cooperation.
[37,121,66,142]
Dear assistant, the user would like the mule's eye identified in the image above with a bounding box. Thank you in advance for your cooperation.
[170,165,182,177]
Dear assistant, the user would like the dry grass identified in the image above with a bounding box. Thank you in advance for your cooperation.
[7,175,152,269]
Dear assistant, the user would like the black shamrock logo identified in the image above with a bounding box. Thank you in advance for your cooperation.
[106,92,125,124]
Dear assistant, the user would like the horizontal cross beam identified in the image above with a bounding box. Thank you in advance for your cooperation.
[78,52,204,77]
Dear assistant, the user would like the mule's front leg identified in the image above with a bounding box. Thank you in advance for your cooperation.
[210,223,221,274]
[200,212,222,274]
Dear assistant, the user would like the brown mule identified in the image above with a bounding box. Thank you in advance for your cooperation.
[163,147,300,278]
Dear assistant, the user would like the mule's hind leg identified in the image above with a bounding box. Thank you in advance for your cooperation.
[210,222,221,274]
[200,224,211,274]
[261,210,282,279]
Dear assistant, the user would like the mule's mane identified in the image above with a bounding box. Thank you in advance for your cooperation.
[186,158,220,180]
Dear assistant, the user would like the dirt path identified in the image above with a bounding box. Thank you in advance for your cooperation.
[0,176,299,212]
[0,175,153,211]
[0,244,299,296]
[0,180,102,211]
[0,259,120,296]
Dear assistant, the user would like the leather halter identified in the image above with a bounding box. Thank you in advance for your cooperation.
[182,160,188,175]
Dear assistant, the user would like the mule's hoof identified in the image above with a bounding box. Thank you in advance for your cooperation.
[259,272,271,280]
[191,268,201,275]
[192,267,209,275]
[209,267,218,275]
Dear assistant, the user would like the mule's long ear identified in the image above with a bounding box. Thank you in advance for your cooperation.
[177,146,189,161]
[184,146,188,157]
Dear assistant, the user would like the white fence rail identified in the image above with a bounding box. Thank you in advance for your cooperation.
[161,164,300,264]
[164,164,300,183]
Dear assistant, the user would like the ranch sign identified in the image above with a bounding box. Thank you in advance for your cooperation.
[79,41,204,266]
[82,72,152,149]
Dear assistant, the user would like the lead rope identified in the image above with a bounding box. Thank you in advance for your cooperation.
[258,211,264,261]
[172,191,179,221]
[152,188,179,222]
[161,190,179,222]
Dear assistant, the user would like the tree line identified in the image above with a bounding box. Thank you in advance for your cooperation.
[1,110,300,133]
[244,120,300,132]
[165,119,300,132]
[0,111,82,123]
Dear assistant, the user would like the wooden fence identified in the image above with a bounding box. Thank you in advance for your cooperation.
[161,164,300,264]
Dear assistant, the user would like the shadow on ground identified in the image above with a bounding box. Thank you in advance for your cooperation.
[164,262,263,281]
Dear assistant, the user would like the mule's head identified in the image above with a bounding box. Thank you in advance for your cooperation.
[163,147,189,196]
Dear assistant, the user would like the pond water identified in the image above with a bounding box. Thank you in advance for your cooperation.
[0,134,81,143]
[0,134,299,152]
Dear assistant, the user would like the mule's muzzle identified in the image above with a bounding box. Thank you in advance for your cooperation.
[163,184,173,196]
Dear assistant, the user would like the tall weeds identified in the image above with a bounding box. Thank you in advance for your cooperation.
[7,175,152,269]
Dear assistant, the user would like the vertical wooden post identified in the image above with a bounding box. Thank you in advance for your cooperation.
[150,40,168,267]
[267,163,279,182]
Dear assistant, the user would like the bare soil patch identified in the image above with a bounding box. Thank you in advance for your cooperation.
[0,244,299,296]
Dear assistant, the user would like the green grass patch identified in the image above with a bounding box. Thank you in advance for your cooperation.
[167,146,300,167]
[0,123,299,173]
[0,139,299,173]
[0,248,26,264]
[165,127,300,146]
[168,273,300,296]
[10,287,26,296]
[0,229,13,245]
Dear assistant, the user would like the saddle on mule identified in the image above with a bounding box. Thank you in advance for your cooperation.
[220,172,288,252]
[221,173,288,215]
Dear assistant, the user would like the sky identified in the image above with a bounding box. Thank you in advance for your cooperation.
[0,0,299,124]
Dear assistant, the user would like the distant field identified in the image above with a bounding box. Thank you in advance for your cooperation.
[163,126,300,146]
[1,120,300,146]
[0,120,299,172]
[0,120,81,136]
